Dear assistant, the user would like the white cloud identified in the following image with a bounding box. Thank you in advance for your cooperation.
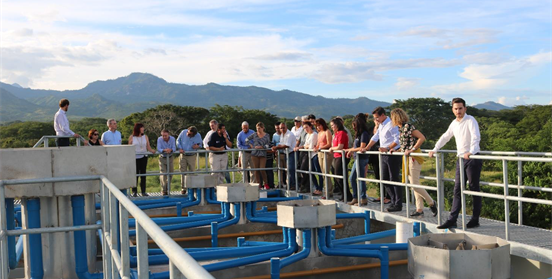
[433,52,552,93]
[395,77,421,90]
[398,27,498,50]
[498,96,527,107]
[462,53,509,65]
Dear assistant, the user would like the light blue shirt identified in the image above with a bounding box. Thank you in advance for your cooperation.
[237,129,255,149]
[370,116,400,150]
[101,130,122,145]
[157,136,176,157]
[272,133,281,146]
[176,129,203,154]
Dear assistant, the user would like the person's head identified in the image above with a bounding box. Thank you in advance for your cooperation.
[390,108,409,127]
[372,106,386,124]
[294,116,301,127]
[161,129,170,141]
[217,123,226,134]
[209,120,218,131]
[256,122,265,133]
[187,126,198,137]
[133,123,144,137]
[352,113,369,138]
[242,121,249,133]
[330,117,345,132]
[274,122,282,134]
[59,99,70,111]
[107,119,117,131]
[451,98,467,119]
[279,122,288,133]
[302,121,313,133]
[315,118,328,131]
[88,129,99,140]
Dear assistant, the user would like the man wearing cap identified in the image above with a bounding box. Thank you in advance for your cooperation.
[177,126,202,194]
[237,121,255,182]
[291,116,303,139]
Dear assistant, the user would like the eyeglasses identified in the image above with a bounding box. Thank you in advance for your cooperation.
[93,133,99,136]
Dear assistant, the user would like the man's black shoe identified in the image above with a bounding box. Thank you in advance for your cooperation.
[466,219,480,228]
[409,211,424,217]
[430,204,438,217]
[437,220,457,229]
[386,206,402,212]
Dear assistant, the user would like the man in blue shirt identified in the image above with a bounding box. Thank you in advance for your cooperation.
[363,107,401,212]
[176,126,202,194]
[157,129,176,195]
[101,119,122,145]
[237,121,255,182]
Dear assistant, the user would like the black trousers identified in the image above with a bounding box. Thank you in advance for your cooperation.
[332,156,351,199]
[56,138,70,147]
[449,157,483,222]
[381,155,402,207]
[134,157,148,194]
[265,156,274,188]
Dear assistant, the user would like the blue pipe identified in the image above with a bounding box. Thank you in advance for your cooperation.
[72,195,103,279]
[27,198,44,279]
[246,202,277,224]
[6,198,17,269]
[336,211,371,234]
[206,188,221,204]
[202,228,297,272]
[212,203,241,247]
[331,229,396,246]
[128,213,224,227]
[318,227,389,279]
[271,229,312,279]
[413,222,421,237]
[16,235,24,263]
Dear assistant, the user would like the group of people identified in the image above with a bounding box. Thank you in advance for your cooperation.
[54,97,482,229]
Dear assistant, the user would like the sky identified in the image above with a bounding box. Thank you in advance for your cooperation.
[1,0,551,106]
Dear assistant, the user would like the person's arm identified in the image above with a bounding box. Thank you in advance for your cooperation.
[57,113,78,137]
[237,132,246,149]
[145,136,155,153]
[176,131,184,153]
[406,129,426,156]
[224,133,233,148]
[128,135,133,145]
[465,117,481,159]
[156,137,164,154]
[170,137,177,153]
[429,123,454,157]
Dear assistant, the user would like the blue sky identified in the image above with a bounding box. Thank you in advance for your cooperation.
[1,0,550,106]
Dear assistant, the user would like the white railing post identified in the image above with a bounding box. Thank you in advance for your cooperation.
[378,153,384,212]
[101,182,113,279]
[231,151,235,183]
[517,156,523,225]
[136,223,149,279]
[169,260,184,279]
[503,159,510,240]
[109,192,119,279]
[119,204,130,278]
[0,182,8,279]
[341,151,347,202]
[435,153,445,225]
[404,155,410,217]
[356,152,361,205]
[308,150,313,196]
[166,155,171,195]
[459,158,466,230]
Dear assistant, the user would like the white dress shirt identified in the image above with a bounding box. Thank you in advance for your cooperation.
[279,130,297,151]
[370,116,399,150]
[291,126,303,139]
[432,114,481,157]
[53,108,74,136]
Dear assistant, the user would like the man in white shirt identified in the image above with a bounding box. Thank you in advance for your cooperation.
[291,116,303,139]
[363,107,401,212]
[101,119,122,145]
[53,99,80,147]
[430,98,482,229]
[272,122,297,189]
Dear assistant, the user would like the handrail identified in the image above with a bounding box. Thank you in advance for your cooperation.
[32,135,87,148]
[0,175,213,279]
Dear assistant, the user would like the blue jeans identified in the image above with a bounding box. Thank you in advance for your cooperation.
[311,155,322,191]
[350,156,369,199]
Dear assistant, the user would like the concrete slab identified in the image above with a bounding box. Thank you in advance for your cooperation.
[184,174,217,188]
[216,183,260,202]
[277,200,336,229]
[105,145,136,190]
[0,148,54,197]
[52,147,106,195]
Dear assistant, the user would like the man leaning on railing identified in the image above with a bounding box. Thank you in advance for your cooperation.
[430,97,482,230]
[157,129,176,196]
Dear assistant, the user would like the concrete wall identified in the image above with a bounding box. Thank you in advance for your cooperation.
[0,146,136,197]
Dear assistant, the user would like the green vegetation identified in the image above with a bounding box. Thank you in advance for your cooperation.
[1,98,550,229]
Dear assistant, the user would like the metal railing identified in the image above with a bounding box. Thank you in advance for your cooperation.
[33,135,87,148]
[0,176,214,279]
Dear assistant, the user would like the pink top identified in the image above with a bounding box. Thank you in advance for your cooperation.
[317,130,329,148]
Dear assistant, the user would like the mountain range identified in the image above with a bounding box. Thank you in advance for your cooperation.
[0,72,510,123]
